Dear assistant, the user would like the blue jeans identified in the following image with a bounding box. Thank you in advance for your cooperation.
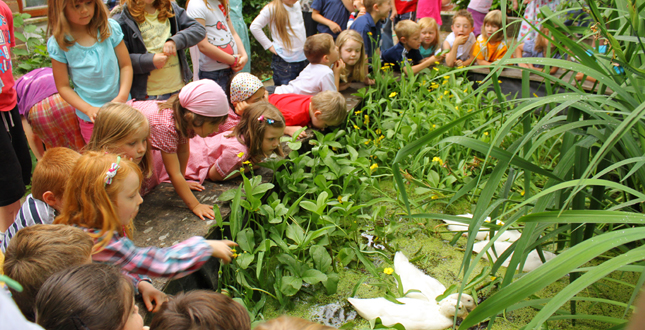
[271,54,308,86]
[145,91,177,101]
[393,11,416,26]
[381,15,394,52]
[199,68,233,94]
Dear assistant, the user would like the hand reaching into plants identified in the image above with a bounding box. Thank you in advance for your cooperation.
[208,240,238,263]
[285,126,307,138]
[138,281,167,312]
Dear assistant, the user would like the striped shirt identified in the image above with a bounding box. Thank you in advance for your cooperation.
[1,194,56,253]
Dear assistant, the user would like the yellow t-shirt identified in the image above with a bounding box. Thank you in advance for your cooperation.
[139,11,185,96]
[472,35,508,63]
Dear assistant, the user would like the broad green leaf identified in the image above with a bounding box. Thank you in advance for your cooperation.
[280,276,302,296]
[235,252,254,270]
[311,245,332,273]
[237,228,255,252]
[302,269,327,285]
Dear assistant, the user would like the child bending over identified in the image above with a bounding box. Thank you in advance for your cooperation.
[472,10,508,66]
[1,148,80,253]
[270,90,347,137]
[381,20,443,74]
[149,290,251,330]
[275,34,345,95]
[336,30,373,89]
[3,225,93,321]
[443,9,476,67]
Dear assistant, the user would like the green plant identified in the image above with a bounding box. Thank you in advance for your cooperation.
[13,13,51,75]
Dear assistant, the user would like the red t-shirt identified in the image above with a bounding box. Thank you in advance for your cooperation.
[269,94,313,127]
[0,0,16,111]
[395,0,418,15]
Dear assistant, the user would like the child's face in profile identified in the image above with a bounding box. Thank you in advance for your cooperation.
[420,27,436,46]
[405,30,422,50]
[484,23,500,39]
[261,125,284,156]
[122,300,144,330]
[115,126,148,164]
[327,45,340,64]
[451,16,473,37]
[340,39,363,66]
[115,171,143,227]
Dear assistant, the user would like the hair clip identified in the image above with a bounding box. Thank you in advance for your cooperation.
[258,115,264,121]
[258,115,275,125]
[104,156,121,186]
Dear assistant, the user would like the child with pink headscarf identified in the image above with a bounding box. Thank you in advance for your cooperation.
[132,80,229,220]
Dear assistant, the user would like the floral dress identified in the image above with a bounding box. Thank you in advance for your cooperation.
[517,0,560,43]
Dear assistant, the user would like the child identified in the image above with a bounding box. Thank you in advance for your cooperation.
[275,34,344,95]
[53,152,238,283]
[115,0,206,101]
[349,0,390,61]
[47,0,133,143]
[3,224,93,321]
[269,90,347,137]
[416,0,441,26]
[336,30,373,89]
[467,0,517,37]
[250,0,308,86]
[418,17,440,59]
[575,38,624,83]
[132,80,229,220]
[255,316,337,330]
[443,9,476,67]
[207,102,286,181]
[391,0,417,25]
[1,148,81,253]
[87,102,157,196]
[381,20,443,74]
[229,73,269,116]
[187,0,249,92]
[311,0,353,38]
[35,264,144,330]
[15,68,85,160]
[513,27,560,74]
[472,10,508,66]
[149,290,251,330]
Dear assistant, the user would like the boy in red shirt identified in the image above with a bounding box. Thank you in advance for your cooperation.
[269,90,347,138]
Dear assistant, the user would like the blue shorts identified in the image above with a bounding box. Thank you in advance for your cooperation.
[199,68,233,94]
[271,55,308,86]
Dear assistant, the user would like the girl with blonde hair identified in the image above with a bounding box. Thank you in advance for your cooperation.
[418,17,441,59]
[87,102,156,196]
[335,30,373,90]
[472,10,508,65]
[250,0,308,86]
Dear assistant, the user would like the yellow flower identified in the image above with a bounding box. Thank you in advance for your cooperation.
[457,66,465,69]
[353,125,360,129]
[355,110,362,115]
[468,109,473,112]
[533,93,538,98]
[485,218,492,223]
[434,61,440,65]
[521,190,525,196]
[496,220,505,226]
[365,139,372,145]
[476,80,483,83]
[432,156,444,166]
[231,248,236,253]
[455,106,459,110]
[367,32,373,35]
[240,167,245,173]
[432,124,436,128]
[439,95,443,100]
[444,91,449,95]
[338,196,343,204]
[237,152,244,158]
[332,146,337,151]
[242,160,251,165]
[421,80,427,85]
[431,194,439,200]
[370,163,378,171]
[383,267,394,275]
[364,115,369,125]
[483,132,489,136]
[490,276,497,281]
[498,80,502,83]
[442,80,448,85]
[464,89,468,93]
[375,128,381,134]
[443,75,450,79]
[232,253,239,258]
[378,135,385,141]
[381,66,388,70]
[433,67,439,71]
[389,92,398,98]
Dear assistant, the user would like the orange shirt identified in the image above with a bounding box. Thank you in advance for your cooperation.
[472,35,508,62]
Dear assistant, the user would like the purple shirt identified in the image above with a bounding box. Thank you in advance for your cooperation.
[15,68,59,117]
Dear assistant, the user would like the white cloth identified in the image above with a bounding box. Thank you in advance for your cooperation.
[274,63,335,95]
[444,32,476,61]
[187,0,239,72]
[0,290,45,330]
[467,0,492,14]
[250,2,307,62]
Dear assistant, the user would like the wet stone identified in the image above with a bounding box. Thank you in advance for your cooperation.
[311,302,358,327]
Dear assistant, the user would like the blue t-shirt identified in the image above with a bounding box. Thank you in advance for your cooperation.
[47,19,125,122]
[381,43,423,71]
[350,13,382,61]
[419,45,435,58]
[311,0,350,38]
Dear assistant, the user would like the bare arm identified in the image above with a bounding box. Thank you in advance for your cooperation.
[341,0,354,12]
[112,40,133,103]
[194,18,237,65]
[227,15,248,72]
[443,40,458,67]
[51,59,99,122]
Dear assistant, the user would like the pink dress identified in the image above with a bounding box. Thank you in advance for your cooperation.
[416,0,442,25]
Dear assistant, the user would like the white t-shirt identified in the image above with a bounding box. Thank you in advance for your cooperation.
[274,63,335,95]
[444,32,476,61]
[250,2,307,62]
[187,0,238,72]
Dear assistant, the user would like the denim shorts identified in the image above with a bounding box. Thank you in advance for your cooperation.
[199,68,233,94]
[271,55,308,86]
[145,91,178,101]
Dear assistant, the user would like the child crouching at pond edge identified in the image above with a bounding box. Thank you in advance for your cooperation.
[208,102,286,181]
[54,152,237,311]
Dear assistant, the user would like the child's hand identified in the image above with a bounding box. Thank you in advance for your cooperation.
[138,281,167,312]
[153,53,169,69]
[333,59,346,74]
[268,46,278,55]
[454,35,469,46]
[364,77,375,85]
[84,106,100,123]
[284,126,307,138]
[163,40,177,56]
[234,101,250,116]
[187,181,205,191]
[232,54,248,72]
[208,240,238,263]
[192,203,215,220]
[328,22,342,34]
